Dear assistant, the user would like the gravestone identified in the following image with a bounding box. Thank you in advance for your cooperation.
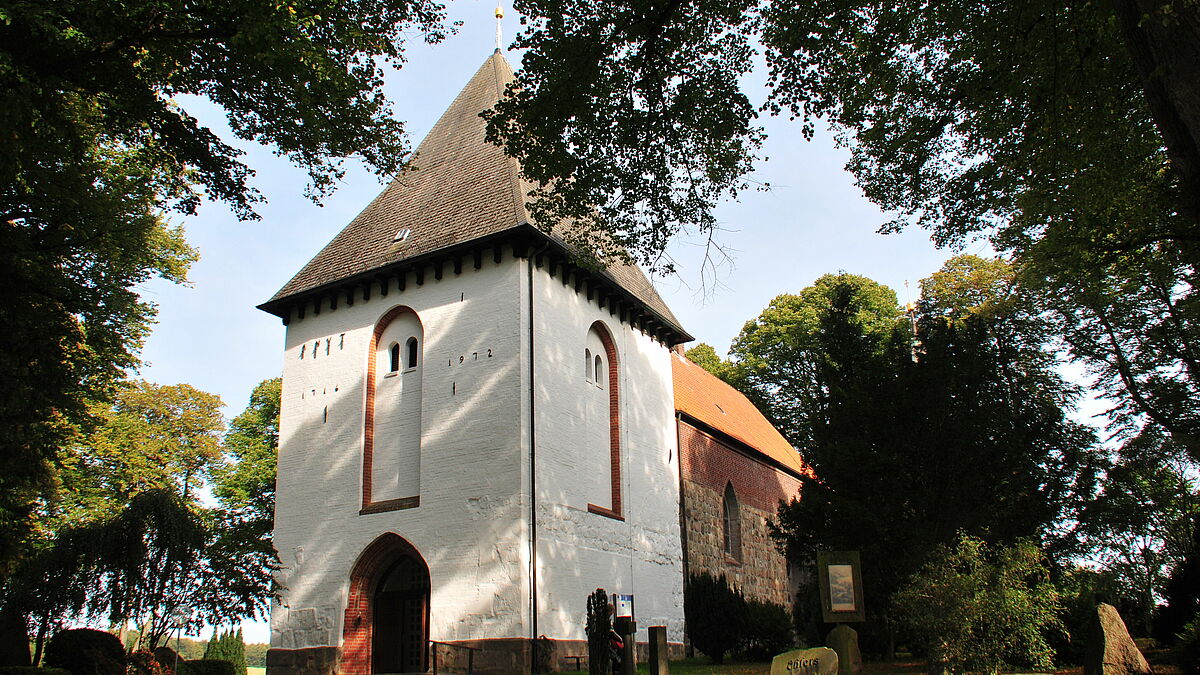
[826,624,863,675]
[1084,603,1151,675]
[771,646,839,675]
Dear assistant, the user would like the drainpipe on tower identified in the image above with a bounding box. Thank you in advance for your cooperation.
[527,238,550,674]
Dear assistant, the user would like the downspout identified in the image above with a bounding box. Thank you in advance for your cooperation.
[527,239,550,672]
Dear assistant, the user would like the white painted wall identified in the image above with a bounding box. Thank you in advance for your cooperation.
[531,266,686,646]
[270,248,686,654]
[270,250,531,649]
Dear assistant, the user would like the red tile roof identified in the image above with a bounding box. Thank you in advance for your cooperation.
[672,352,809,477]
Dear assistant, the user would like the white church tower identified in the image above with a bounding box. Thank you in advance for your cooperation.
[259,50,693,675]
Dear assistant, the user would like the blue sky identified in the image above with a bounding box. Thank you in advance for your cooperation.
[134,0,964,642]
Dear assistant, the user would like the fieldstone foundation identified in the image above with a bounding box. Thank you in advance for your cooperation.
[266,647,340,675]
[265,639,686,675]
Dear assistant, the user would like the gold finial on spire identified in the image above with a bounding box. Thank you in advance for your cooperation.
[495,2,504,51]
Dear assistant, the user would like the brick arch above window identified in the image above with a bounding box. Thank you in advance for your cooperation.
[586,320,622,520]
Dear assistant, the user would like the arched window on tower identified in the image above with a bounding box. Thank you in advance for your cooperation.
[389,343,400,373]
[365,306,423,510]
[722,482,742,562]
[584,322,621,518]
[406,337,419,370]
[585,349,592,381]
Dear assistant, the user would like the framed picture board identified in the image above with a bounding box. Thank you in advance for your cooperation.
[817,551,865,623]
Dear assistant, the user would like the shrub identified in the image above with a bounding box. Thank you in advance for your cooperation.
[0,668,71,675]
[740,599,794,660]
[584,588,610,675]
[203,630,245,675]
[126,651,168,675]
[43,629,124,675]
[893,534,1064,675]
[150,648,180,674]
[1176,617,1200,674]
[684,572,746,664]
[175,661,234,675]
[1053,566,1123,665]
[1157,521,1200,646]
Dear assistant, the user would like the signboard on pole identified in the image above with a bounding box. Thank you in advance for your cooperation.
[613,593,634,618]
[817,551,865,623]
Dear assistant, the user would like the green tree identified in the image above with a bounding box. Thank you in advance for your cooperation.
[489,0,1197,258]
[727,272,898,450]
[682,344,734,383]
[211,378,281,560]
[684,572,747,665]
[200,380,284,641]
[0,0,454,572]
[1076,428,1199,635]
[1155,516,1200,644]
[1038,248,1200,459]
[893,534,1064,675]
[53,381,225,524]
[204,628,246,675]
[761,261,1097,650]
[2,380,274,653]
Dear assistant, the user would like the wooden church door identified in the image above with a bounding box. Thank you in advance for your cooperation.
[372,556,429,673]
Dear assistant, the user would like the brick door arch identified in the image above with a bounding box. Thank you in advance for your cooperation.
[342,533,430,675]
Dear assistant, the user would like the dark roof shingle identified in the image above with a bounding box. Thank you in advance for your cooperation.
[263,50,688,339]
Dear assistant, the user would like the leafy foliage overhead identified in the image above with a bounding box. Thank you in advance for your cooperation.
[489,0,1198,259]
[488,0,763,271]
[488,0,1200,466]
[0,0,453,570]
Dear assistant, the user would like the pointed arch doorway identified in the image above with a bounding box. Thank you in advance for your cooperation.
[343,534,430,674]
[373,556,428,672]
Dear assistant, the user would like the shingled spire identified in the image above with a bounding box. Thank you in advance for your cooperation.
[260,51,690,343]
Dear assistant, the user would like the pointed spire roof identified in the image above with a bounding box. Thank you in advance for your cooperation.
[261,51,689,342]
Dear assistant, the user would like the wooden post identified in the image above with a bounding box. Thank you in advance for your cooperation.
[648,626,669,675]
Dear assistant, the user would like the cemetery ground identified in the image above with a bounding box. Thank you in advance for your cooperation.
[553,645,1188,675]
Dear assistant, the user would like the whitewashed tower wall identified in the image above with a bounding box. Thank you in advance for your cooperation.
[270,256,530,650]
[531,265,686,647]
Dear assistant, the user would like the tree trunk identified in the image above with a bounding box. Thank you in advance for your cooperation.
[1112,0,1200,226]
[32,618,47,667]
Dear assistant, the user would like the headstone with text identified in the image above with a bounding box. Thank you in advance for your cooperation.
[770,647,839,675]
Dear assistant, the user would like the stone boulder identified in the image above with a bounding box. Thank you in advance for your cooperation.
[1084,603,1152,675]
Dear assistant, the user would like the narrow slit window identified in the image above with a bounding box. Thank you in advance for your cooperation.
[585,349,592,381]
[723,482,742,561]
[389,343,400,373]
[594,355,603,386]
[406,337,419,369]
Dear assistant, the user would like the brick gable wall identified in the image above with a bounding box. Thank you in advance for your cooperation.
[678,421,803,607]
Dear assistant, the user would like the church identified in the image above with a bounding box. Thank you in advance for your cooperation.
[258,50,809,675]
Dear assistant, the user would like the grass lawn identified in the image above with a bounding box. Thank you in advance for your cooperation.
[558,659,770,674]
[555,656,932,675]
